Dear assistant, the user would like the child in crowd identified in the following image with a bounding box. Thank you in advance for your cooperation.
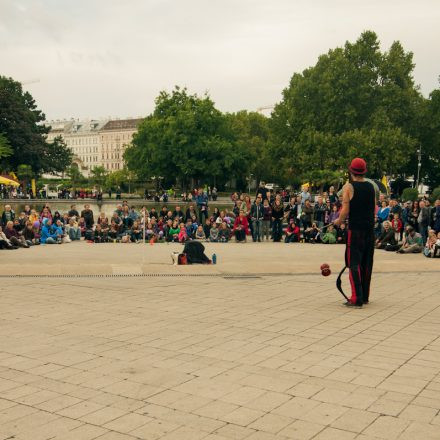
[209,223,219,242]
[195,225,206,240]
[218,222,230,242]
[178,222,189,243]
[391,213,403,243]
[321,224,337,244]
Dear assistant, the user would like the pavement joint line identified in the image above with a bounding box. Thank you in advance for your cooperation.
[0,270,438,279]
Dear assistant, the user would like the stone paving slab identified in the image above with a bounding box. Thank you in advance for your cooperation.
[0,245,439,439]
[0,241,438,276]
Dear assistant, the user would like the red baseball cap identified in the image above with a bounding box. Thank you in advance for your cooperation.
[348,158,367,175]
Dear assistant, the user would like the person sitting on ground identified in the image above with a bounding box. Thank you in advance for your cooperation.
[130,220,143,243]
[167,220,180,243]
[209,222,219,242]
[108,220,121,242]
[284,219,300,243]
[397,226,423,254]
[304,222,320,243]
[40,218,61,244]
[94,224,108,243]
[194,225,206,240]
[23,221,39,245]
[218,222,230,242]
[54,219,69,243]
[336,223,347,244]
[424,229,439,258]
[233,210,249,243]
[321,224,337,244]
[28,209,39,224]
[375,221,397,249]
[203,218,211,238]
[66,218,81,241]
[178,222,189,243]
[185,219,196,239]
[5,220,29,248]
[0,226,17,249]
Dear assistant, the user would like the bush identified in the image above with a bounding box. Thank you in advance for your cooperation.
[401,187,419,201]
[430,187,440,202]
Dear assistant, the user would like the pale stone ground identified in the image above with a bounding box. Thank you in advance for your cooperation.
[0,243,439,440]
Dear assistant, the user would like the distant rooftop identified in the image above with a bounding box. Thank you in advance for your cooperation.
[102,118,143,131]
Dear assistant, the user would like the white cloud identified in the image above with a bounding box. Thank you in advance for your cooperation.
[1,0,439,120]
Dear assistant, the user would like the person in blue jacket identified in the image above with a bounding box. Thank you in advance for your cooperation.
[41,218,61,244]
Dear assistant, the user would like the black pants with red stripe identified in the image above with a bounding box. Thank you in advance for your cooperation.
[345,229,375,305]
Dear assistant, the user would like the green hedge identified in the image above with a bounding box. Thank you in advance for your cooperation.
[401,187,419,201]
[430,187,440,202]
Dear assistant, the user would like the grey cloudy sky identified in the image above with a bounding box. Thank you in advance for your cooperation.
[1,0,439,120]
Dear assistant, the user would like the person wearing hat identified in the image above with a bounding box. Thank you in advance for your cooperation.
[334,158,376,308]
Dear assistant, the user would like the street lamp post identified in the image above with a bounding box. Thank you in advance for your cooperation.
[416,146,422,192]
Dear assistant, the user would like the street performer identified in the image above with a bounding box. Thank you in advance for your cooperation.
[334,158,376,308]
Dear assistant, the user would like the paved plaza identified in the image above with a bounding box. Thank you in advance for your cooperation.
[0,244,439,440]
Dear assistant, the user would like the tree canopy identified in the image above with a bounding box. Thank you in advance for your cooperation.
[0,76,72,175]
[124,87,250,188]
[270,31,422,185]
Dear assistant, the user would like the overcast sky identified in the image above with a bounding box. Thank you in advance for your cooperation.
[1,0,439,121]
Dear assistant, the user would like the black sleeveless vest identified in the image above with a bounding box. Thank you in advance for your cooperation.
[349,181,375,231]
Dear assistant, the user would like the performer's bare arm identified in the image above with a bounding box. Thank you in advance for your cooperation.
[334,183,353,226]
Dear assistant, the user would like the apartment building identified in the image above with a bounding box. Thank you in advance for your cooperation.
[45,117,142,176]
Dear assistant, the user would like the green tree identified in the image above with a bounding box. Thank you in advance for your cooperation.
[226,111,274,186]
[124,86,242,189]
[67,164,85,188]
[90,165,108,188]
[0,133,12,159]
[0,76,50,173]
[42,135,73,174]
[270,31,421,185]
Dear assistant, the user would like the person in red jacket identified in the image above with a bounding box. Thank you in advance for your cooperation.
[233,210,249,242]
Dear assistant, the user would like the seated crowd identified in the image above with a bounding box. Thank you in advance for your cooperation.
[0,185,439,258]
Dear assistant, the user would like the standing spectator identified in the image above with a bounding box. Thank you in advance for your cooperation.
[1,204,15,226]
[256,182,268,201]
[262,199,272,241]
[81,204,94,229]
[301,199,314,230]
[407,200,419,231]
[196,188,209,223]
[377,201,390,230]
[271,199,284,242]
[328,204,340,224]
[250,196,264,242]
[418,200,430,245]
[300,185,311,205]
[212,186,218,201]
[314,196,327,229]
[433,199,440,233]
[328,186,339,205]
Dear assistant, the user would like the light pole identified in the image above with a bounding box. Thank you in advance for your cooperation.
[416,146,422,192]
[248,174,253,195]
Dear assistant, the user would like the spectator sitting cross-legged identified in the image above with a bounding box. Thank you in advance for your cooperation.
[397,225,423,254]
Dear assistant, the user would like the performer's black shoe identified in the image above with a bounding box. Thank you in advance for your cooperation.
[344,301,363,308]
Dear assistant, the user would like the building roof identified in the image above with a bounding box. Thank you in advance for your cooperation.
[101,118,143,131]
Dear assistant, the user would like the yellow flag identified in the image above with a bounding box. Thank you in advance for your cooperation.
[31,179,37,197]
[381,175,388,192]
